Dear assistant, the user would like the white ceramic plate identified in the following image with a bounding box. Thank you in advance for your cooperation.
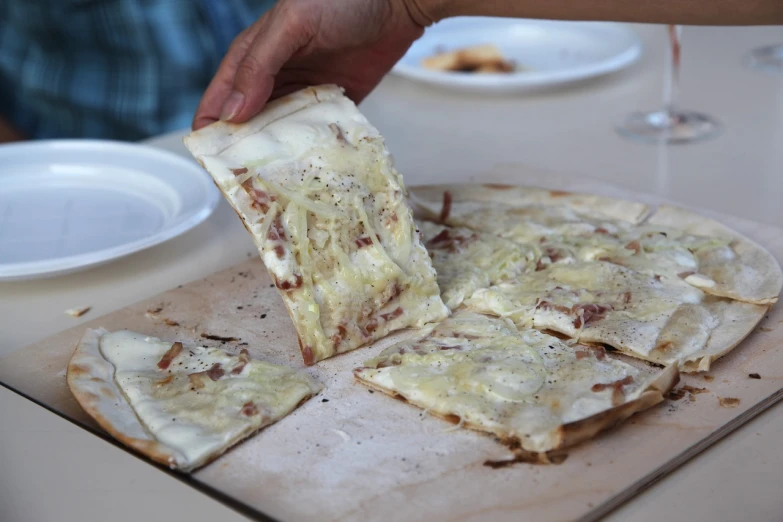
[0,140,220,281]
[391,18,642,92]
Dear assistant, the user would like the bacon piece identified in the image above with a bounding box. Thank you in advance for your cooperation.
[389,282,403,301]
[544,246,563,263]
[575,345,606,361]
[439,191,453,223]
[427,229,451,246]
[249,189,275,213]
[380,307,403,322]
[206,363,225,381]
[273,244,285,258]
[301,345,314,366]
[275,273,303,291]
[439,345,462,351]
[186,363,226,389]
[595,227,609,234]
[363,319,379,335]
[625,240,641,254]
[592,375,635,406]
[232,167,275,213]
[355,236,373,248]
[331,325,348,347]
[426,228,476,253]
[588,345,607,360]
[573,304,614,328]
[231,349,251,375]
[535,258,547,271]
[267,216,286,242]
[536,300,571,314]
[157,342,183,370]
[241,401,259,416]
[622,291,632,304]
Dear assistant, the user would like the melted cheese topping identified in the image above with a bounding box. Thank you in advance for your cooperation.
[197,91,447,364]
[465,261,717,365]
[441,201,633,244]
[101,331,322,467]
[419,221,537,310]
[355,312,659,452]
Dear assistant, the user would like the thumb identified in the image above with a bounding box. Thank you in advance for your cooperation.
[222,8,317,124]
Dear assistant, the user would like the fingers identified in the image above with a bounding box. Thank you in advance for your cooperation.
[223,8,316,123]
[192,24,262,130]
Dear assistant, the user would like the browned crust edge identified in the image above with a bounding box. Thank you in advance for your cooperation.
[352,363,679,459]
[66,328,184,470]
[66,328,321,472]
[647,204,783,305]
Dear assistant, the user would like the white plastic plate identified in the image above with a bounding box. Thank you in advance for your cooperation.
[0,140,219,281]
[391,18,642,93]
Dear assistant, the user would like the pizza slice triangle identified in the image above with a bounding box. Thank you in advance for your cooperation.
[184,85,448,365]
[354,311,677,456]
[67,328,322,472]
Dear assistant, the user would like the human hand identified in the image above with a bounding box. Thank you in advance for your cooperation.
[192,0,434,130]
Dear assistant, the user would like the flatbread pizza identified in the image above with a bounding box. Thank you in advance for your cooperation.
[354,311,678,456]
[183,85,448,365]
[67,328,321,472]
[163,87,781,465]
[407,185,780,372]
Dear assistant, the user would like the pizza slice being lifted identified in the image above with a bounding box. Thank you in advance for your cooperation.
[67,328,322,472]
[184,85,448,365]
[354,311,678,457]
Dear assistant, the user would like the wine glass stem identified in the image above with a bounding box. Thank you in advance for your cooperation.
[663,24,682,117]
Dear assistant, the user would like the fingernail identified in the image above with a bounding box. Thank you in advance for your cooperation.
[220,91,245,121]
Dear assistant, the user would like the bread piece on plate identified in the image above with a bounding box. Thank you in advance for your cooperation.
[67,328,322,472]
[184,85,448,365]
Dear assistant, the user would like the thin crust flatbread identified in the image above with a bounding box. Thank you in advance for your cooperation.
[354,311,678,455]
[184,85,448,365]
[67,328,321,472]
[648,205,782,305]
[409,185,780,373]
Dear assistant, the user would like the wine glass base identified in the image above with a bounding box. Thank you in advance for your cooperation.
[743,44,783,74]
[616,110,721,144]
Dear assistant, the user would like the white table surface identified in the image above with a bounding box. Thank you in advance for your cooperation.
[2,23,783,522]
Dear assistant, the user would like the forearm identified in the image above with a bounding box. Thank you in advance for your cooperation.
[409,0,783,26]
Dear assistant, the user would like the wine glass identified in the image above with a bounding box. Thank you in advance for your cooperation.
[743,44,783,74]
[616,25,721,144]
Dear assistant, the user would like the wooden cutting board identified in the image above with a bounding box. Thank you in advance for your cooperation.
[2,173,782,522]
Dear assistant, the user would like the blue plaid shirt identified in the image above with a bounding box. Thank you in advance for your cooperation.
[0,0,275,141]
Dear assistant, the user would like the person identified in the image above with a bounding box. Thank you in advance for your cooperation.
[193,0,783,131]
[0,0,276,143]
